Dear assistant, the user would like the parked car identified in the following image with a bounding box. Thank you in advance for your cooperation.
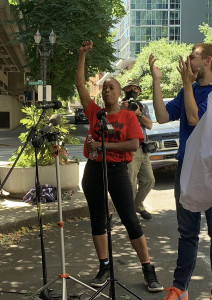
[74,108,89,124]
[60,112,73,124]
[144,99,179,170]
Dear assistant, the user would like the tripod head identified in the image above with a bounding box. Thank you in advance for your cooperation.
[32,114,61,148]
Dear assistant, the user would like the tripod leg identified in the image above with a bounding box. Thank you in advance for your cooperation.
[28,276,58,299]
[39,289,52,300]
[67,275,110,299]
[88,280,110,300]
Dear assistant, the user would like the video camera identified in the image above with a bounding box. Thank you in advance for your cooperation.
[127,99,144,113]
[123,89,143,112]
[140,140,158,153]
[128,99,138,111]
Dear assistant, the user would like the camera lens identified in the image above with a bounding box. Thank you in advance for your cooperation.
[128,101,138,111]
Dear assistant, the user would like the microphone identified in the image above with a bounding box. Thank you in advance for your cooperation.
[40,114,61,134]
[96,110,114,134]
[38,100,62,110]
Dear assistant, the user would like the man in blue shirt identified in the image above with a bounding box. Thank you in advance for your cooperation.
[149,43,212,300]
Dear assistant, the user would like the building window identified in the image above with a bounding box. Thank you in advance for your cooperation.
[155,11,168,25]
[136,42,140,53]
[141,12,147,25]
[156,27,168,40]
[170,26,180,41]
[141,0,147,9]
[206,13,212,26]
[130,27,136,41]
[136,11,141,26]
[136,0,142,9]
[130,43,136,57]
[156,0,168,10]
[130,11,136,26]
[130,42,141,56]
[140,27,146,41]
[170,0,180,9]
[170,11,180,25]
[206,0,212,8]
[136,27,141,40]
[131,0,135,9]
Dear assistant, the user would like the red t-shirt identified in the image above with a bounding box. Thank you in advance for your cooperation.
[83,100,144,163]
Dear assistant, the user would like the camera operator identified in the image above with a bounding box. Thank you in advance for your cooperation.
[121,81,155,220]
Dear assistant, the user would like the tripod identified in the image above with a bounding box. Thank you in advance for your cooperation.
[89,115,145,300]
[0,110,109,300]
[29,131,110,300]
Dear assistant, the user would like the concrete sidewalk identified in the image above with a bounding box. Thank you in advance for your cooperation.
[0,161,88,234]
[0,127,211,300]
[0,187,89,234]
[0,124,89,233]
[0,169,211,300]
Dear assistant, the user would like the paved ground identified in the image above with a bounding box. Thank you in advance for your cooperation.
[0,169,211,300]
[0,127,211,300]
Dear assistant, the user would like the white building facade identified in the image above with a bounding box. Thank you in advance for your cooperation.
[115,0,212,62]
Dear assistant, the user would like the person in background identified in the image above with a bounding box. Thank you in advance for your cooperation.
[75,40,163,292]
[149,43,212,300]
[121,81,155,220]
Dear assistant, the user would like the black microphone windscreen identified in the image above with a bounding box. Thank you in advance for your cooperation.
[96,110,106,120]
[49,114,61,126]
[54,100,62,109]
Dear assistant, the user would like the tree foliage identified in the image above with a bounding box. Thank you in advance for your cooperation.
[116,24,212,101]
[199,22,212,43]
[10,0,125,100]
[9,105,80,167]
[116,39,193,100]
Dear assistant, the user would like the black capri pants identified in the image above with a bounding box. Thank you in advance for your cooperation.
[82,159,143,240]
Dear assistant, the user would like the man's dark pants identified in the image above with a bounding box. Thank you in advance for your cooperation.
[173,164,212,290]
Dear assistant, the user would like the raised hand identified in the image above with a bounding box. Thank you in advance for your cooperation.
[177,56,199,84]
[149,54,162,80]
[80,40,93,53]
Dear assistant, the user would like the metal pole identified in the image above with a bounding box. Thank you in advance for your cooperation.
[54,138,67,300]
[42,41,47,105]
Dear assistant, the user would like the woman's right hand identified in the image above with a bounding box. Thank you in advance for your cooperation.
[80,40,93,53]
[86,139,101,153]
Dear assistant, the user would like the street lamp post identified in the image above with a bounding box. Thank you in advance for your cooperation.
[33,30,57,300]
[34,29,56,105]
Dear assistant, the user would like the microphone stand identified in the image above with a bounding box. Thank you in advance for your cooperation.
[31,131,53,299]
[89,117,145,300]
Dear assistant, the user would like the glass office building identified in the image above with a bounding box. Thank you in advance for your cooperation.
[116,0,212,60]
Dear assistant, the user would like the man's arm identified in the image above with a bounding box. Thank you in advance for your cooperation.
[75,41,93,111]
[138,114,152,130]
[134,106,152,129]
[177,56,199,126]
[149,54,170,124]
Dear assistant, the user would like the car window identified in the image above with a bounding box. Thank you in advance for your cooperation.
[144,100,171,123]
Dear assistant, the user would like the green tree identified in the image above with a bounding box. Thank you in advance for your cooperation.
[9,0,125,100]
[116,39,192,100]
[199,22,212,43]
